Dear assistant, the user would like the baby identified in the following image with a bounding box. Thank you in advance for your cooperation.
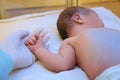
[25,7,120,80]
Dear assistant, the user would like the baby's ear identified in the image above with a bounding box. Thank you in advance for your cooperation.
[71,13,84,24]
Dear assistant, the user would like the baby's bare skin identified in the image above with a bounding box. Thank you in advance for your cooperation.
[68,28,120,79]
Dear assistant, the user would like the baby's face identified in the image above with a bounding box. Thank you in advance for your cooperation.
[86,12,104,28]
[69,13,104,37]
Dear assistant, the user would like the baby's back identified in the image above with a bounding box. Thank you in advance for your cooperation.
[72,28,120,79]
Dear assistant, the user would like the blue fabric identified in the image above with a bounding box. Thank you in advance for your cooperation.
[0,49,14,80]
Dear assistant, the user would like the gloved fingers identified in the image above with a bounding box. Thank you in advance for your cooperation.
[43,33,50,43]
[35,28,48,37]
[17,30,30,40]
[34,28,50,43]
[34,27,44,34]
[45,43,50,49]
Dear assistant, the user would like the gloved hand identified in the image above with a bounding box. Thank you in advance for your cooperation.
[0,30,36,69]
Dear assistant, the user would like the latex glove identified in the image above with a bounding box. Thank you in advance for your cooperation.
[0,30,36,69]
[34,28,50,49]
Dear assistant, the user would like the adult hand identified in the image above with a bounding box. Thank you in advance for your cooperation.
[0,30,36,69]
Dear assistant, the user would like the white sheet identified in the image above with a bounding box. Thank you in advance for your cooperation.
[0,7,120,80]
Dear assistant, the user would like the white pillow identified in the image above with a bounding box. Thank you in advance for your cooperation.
[0,7,120,80]
[91,7,120,30]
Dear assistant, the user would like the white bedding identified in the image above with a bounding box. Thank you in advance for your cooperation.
[0,7,120,80]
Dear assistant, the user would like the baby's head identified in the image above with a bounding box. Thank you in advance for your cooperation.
[57,6,104,40]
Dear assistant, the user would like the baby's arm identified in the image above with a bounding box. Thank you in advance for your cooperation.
[25,33,76,72]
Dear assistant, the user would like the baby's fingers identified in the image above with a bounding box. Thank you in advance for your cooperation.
[31,36,37,42]
[25,44,34,53]
[25,41,29,45]
[26,38,35,45]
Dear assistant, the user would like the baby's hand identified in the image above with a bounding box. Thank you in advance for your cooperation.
[25,32,49,54]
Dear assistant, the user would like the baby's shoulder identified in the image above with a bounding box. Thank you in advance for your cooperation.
[61,37,76,46]
[62,38,72,44]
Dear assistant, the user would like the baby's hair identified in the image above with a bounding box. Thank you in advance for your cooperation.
[57,6,96,40]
